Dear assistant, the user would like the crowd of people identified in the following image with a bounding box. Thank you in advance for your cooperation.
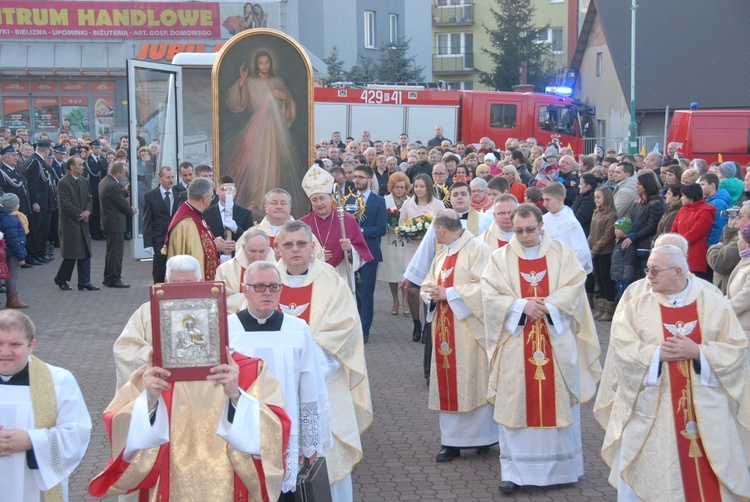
[4,122,750,501]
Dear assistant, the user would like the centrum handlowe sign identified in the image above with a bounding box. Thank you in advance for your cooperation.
[0,1,221,39]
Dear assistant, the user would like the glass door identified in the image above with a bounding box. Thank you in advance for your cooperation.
[126,60,182,260]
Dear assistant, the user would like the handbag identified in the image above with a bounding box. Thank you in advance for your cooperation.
[294,457,332,502]
[0,240,10,280]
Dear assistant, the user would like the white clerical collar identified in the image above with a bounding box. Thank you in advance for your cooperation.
[446,232,464,255]
[0,374,11,382]
[269,223,281,234]
[499,227,515,241]
[286,270,308,287]
[247,309,274,324]
[665,279,691,307]
[520,238,542,259]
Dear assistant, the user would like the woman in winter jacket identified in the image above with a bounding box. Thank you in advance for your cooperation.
[670,183,716,278]
[621,170,664,279]
[571,173,598,236]
[726,223,750,342]
[588,187,618,320]
[655,183,682,239]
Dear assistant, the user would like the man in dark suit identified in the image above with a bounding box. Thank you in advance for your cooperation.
[142,166,182,283]
[352,164,387,343]
[25,140,57,265]
[99,161,136,288]
[87,140,108,240]
[204,175,254,248]
[0,145,31,217]
[54,155,98,291]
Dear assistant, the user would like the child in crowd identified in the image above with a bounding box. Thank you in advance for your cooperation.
[525,187,547,214]
[611,217,636,300]
[0,193,28,308]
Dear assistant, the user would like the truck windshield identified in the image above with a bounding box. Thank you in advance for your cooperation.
[538,105,577,136]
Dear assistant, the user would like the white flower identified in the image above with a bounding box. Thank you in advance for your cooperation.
[410,225,418,232]
[416,222,423,230]
[424,222,430,228]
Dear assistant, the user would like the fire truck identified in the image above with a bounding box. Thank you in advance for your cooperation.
[668,109,750,165]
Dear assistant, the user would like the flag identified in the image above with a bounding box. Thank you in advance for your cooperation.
[652,142,660,153]
[640,144,646,156]
[718,153,723,163]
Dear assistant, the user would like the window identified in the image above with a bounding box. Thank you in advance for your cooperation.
[534,27,564,54]
[490,104,517,129]
[596,52,603,77]
[436,32,469,55]
[364,11,375,49]
[389,14,398,43]
[539,105,576,134]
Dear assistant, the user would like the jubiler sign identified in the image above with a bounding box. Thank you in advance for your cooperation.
[0,1,221,39]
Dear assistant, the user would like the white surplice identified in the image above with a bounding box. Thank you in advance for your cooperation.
[227,312,331,493]
[543,206,593,274]
[0,362,92,502]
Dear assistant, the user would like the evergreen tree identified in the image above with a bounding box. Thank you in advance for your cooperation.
[345,53,377,83]
[323,45,346,85]
[477,0,555,91]
[374,37,425,82]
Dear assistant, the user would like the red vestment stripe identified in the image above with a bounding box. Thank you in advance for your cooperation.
[660,303,721,502]
[435,252,459,411]
[518,257,557,428]
[278,283,314,324]
[497,239,508,249]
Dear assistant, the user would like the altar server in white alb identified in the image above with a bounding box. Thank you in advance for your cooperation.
[0,310,92,501]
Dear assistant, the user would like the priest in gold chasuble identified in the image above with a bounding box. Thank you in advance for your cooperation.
[421,210,497,463]
[482,203,601,493]
[594,245,750,501]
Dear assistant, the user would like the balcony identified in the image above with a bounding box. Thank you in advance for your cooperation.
[432,52,474,74]
[432,1,474,26]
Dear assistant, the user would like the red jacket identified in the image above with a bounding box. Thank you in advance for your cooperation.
[670,199,716,272]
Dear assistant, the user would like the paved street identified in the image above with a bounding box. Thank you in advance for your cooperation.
[22,241,616,501]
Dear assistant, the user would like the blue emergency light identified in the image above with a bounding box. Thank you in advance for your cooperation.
[545,86,573,97]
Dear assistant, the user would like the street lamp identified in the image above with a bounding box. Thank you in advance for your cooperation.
[628,0,638,154]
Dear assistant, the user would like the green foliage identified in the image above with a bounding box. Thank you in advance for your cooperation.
[374,37,425,82]
[345,53,377,83]
[323,45,346,85]
[477,0,556,91]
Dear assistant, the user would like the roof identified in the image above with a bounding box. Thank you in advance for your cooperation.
[571,0,750,112]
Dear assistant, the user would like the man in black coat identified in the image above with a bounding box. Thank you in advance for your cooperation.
[0,145,31,217]
[406,145,433,183]
[142,166,182,283]
[99,161,136,288]
[203,175,254,256]
[86,140,108,240]
[25,140,57,265]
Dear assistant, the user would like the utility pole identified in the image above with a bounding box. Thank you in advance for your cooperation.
[628,0,638,154]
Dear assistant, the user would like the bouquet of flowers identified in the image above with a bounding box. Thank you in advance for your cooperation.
[386,207,400,230]
[394,214,433,245]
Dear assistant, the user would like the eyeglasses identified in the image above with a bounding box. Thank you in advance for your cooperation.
[513,226,539,235]
[470,189,486,194]
[280,240,310,250]
[644,266,675,277]
[245,283,282,293]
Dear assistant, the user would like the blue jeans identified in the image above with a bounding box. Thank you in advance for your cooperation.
[616,280,630,300]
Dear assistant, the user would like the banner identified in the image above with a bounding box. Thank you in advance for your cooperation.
[0,2,221,39]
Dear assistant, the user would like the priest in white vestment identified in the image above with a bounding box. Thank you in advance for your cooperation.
[227,260,331,496]
[420,210,497,462]
[541,182,593,274]
[479,194,518,252]
[275,220,373,501]
[113,255,203,390]
[594,245,750,501]
[216,229,274,314]
[0,311,91,502]
[482,203,601,494]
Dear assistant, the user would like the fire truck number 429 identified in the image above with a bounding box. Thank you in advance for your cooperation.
[360,89,402,105]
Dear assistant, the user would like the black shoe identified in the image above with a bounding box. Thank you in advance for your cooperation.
[54,278,72,291]
[499,481,518,494]
[124,232,132,241]
[27,257,42,266]
[435,446,460,462]
[44,254,54,261]
[363,334,369,344]
[78,283,100,291]
[476,446,491,455]
[38,256,50,263]
[21,263,33,269]
[412,320,422,342]
[105,280,130,288]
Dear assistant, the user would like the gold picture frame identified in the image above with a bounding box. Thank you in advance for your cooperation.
[212,28,313,218]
